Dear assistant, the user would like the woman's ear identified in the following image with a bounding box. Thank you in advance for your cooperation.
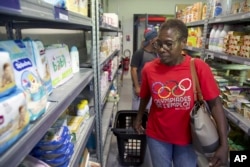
[181,38,187,48]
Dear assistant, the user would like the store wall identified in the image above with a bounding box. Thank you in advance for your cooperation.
[105,0,201,55]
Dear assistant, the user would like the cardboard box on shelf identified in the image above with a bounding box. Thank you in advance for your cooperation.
[66,0,88,16]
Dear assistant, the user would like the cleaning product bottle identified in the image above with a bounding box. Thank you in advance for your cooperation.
[70,46,80,73]
[213,24,223,51]
[218,24,230,52]
[77,102,85,117]
[208,25,217,50]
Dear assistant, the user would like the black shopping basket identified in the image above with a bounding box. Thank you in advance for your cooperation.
[111,110,148,166]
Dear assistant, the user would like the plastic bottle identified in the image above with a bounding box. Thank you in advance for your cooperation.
[80,99,90,121]
[70,46,80,73]
[208,25,217,50]
[77,102,85,116]
[218,24,230,52]
[213,24,223,51]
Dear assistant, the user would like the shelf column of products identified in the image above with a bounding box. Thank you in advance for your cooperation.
[0,0,100,166]
[177,0,250,158]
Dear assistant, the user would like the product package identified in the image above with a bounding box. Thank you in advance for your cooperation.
[0,48,16,98]
[44,45,73,88]
[0,89,30,155]
[0,40,47,122]
[23,39,53,95]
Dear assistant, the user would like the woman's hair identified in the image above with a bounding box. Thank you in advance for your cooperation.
[160,19,188,41]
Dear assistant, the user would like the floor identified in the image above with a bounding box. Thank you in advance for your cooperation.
[105,71,153,167]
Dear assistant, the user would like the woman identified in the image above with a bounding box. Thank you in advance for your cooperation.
[134,19,228,167]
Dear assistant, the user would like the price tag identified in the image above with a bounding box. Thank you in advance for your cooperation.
[215,18,222,22]
[59,13,69,21]
[241,13,250,19]
[187,46,193,50]
[243,61,250,66]
[0,0,21,12]
[219,55,228,60]
[54,7,69,21]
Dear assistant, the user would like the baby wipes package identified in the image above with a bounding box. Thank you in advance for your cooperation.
[0,40,47,122]
[0,48,16,97]
[23,39,53,95]
[44,45,73,88]
[0,89,30,155]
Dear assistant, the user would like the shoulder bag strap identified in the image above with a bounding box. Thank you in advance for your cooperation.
[190,58,203,101]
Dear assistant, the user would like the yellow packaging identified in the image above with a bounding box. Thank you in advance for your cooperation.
[243,103,250,119]
[66,0,88,16]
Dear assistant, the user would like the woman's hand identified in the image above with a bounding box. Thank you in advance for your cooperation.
[135,86,141,97]
[134,118,144,134]
[209,145,229,167]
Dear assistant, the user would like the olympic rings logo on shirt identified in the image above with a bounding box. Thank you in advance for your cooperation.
[151,78,192,98]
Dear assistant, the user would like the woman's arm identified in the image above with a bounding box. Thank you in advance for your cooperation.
[207,96,229,167]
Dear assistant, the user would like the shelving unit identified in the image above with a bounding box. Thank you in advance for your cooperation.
[0,0,99,166]
[0,69,94,167]
[183,0,250,140]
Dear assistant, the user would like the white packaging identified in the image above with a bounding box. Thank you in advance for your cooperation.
[213,24,223,51]
[218,24,231,52]
[45,45,73,88]
[70,46,80,73]
[24,39,53,95]
[0,49,16,97]
[0,89,30,155]
[209,25,217,50]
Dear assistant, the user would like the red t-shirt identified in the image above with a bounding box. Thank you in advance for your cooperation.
[140,55,220,145]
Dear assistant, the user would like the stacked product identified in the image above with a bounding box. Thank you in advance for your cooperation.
[102,13,119,28]
[231,0,250,14]
[0,49,30,155]
[44,44,73,88]
[187,26,203,48]
[223,31,246,55]
[0,40,47,122]
[67,99,90,143]
[176,2,206,23]
[239,35,250,58]
[31,126,74,167]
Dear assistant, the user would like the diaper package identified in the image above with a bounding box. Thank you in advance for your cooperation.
[24,39,53,95]
[0,48,16,97]
[0,89,30,155]
[44,45,73,88]
[0,40,47,122]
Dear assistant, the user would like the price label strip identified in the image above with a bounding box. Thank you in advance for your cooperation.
[54,7,69,21]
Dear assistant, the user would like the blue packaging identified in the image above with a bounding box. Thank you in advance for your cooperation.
[36,126,69,150]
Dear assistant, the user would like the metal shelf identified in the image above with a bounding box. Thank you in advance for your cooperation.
[186,20,205,27]
[205,49,250,65]
[0,68,94,167]
[102,102,115,146]
[0,0,92,30]
[99,24,120,32]
[69,115,95,167]
[184,46,204,52]
[224,107,250,136]
[208,12,250,24]
[101,67,119,107]
[100,50,120,68]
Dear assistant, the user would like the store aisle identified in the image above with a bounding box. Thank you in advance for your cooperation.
[106,72,153,167]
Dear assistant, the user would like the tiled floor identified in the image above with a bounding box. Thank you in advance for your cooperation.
[105,72,153,167]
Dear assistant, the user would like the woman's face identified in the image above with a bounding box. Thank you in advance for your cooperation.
[155,28,185,65]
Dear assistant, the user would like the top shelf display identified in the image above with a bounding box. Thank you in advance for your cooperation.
[0,0,92,30]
